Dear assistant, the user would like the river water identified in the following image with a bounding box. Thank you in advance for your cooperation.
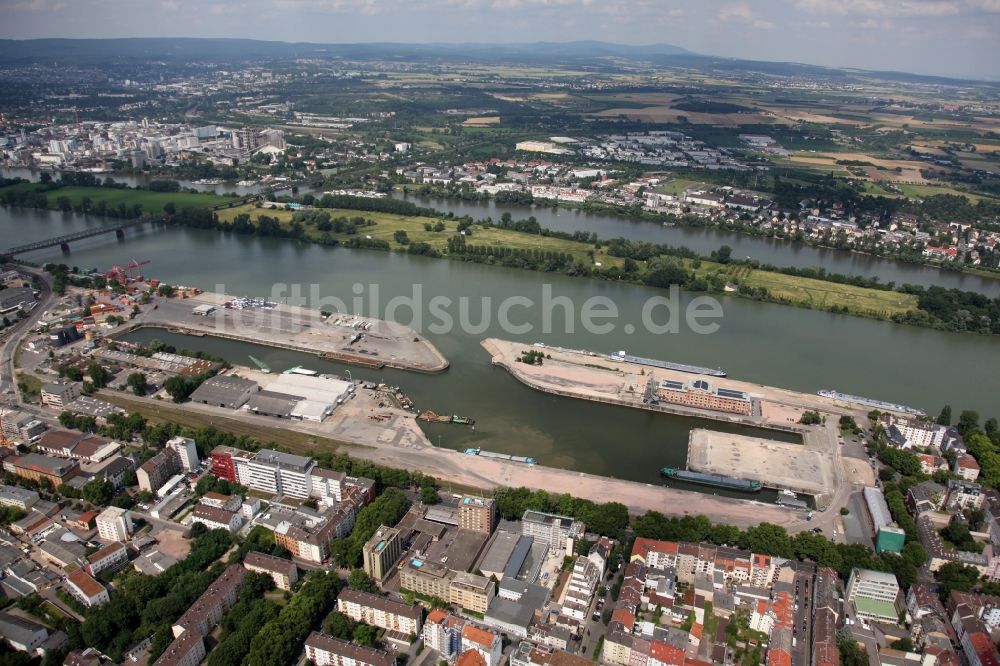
[4,205,999,486]
[391,193,1000,297]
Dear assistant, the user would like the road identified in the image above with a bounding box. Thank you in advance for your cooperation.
[0,265,52,406]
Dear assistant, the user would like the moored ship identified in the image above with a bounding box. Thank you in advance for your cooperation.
[661,467,761,492]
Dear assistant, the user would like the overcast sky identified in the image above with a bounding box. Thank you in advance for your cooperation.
[2,0,999,80]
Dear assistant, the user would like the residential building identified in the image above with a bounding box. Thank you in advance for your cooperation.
[95,506,133,542]
[190,504,242,533]
[172,564,246,638]
[846,568,901,624]
[449,572,495,614]
[883,416,946,449]
[304,632,394,666]
[65,570,109,607]
[509,642,592,666]
[521,510,584,553]
[336,588,423,635]
[85,541,129,577]
[3,453,79,488]
[459,496,497,534]
[40,382,79,409]
[243,551,298,590]
[460,625,502,666]
[166,436,199,472]
[422,610,465,660]
[399,556,453,600]
[256,501,360,564]
[152,629,205,666]
[363,525,403,583]
[136,449,181,494]
[955,454,982,482]
[0,410,46,442]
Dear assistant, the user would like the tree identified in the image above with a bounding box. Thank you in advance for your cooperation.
[934,561,981,600]
[393,230,410,245]
[88,362,112,389]
[83,477,114,506]
[127,372,148,396]
[937,405,952,426]
[352,623,378,647]
[958,410,980,437]
[322,612,355,640]
[838,638,869,666]
[714,245,733,264]
[348,569,377,593]
[163,375,196,402]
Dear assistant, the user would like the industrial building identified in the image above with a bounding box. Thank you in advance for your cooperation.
[250,372,354,422]
[0,484,39,511]
[654,378,753,416]
[3,453,80,488]
[189,375,259,409]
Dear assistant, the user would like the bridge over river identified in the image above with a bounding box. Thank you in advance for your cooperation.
[3,214,165,256]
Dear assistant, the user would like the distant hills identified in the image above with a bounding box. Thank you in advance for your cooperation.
[0,37,992,87]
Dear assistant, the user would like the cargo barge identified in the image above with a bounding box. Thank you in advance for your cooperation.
[610,351,726,377]
[465,448,535,465]
[661,467,761,492]
[817,390,925,417]
[776,496,810,510]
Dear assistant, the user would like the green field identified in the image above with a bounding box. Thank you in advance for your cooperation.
[219,204,919,319]
[0,183,235,213]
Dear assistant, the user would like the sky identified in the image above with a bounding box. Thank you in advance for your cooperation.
[2,0,999,80]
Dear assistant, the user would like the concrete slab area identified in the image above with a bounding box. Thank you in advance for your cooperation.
[687,429,834,497]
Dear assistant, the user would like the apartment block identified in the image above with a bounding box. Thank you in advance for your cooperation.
[65,570,109,607]
[166,436,200,472]
[171,564,246,638]
[449,572,495,614]
[304,632,394,666]
[460,625,502,666]
[422,610,465,660]
[244,551,298,590]
[85,541,129,577]
[96,506,133,542]
[40,382,80,409]
[137,448,181,494]
[337,588,422,634]
[459,496,497,534]
[521,510,584,553]
[363,525,403,583]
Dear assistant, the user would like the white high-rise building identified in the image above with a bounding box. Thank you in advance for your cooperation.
[167,436,200,472]
[96,506,133,542]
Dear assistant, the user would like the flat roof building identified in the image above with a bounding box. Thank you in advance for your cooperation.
[459,496,497,534]
[96,506,133,542]
[521,510,584,553]
[3,453,80,488]
[363,525,403,583]
[189,375,258,409]
[0,484,39,510]
[847,568,901,624]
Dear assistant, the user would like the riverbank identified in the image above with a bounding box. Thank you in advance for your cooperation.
[214,202,921,322]
[97,389,809,530]
[119,290,449,374]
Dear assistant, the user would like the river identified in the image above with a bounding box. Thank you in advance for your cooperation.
[391,192,1000,297]
[4,210,998,487]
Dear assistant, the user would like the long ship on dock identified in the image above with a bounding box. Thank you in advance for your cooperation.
[465,448,535,465]
[661,467,761,492]
[610,351,726,377]
[817,389,925,417]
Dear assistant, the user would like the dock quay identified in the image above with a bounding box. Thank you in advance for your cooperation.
[686,429,835,500]
[112,290,449,374]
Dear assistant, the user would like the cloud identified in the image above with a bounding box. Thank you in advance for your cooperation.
[718,2,776,28]
[794,0,961,16]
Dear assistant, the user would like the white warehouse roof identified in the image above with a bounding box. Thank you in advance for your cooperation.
[265,373,352,405]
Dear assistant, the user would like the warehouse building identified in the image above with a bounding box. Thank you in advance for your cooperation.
[257,373,354,422]
[654,378,753,416]
[189,375,259,409]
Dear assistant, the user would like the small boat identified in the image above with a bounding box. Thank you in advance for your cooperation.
[779,489,797,498]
